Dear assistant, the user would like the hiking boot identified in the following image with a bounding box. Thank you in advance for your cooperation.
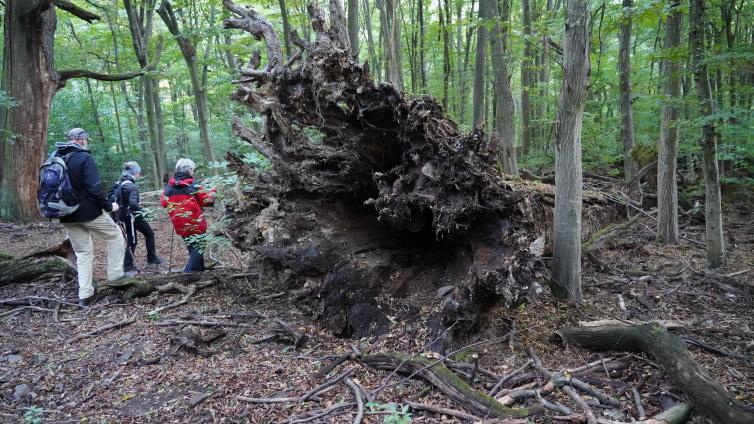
[124,264,139,273]
[147,257,165,265]
[78,295,95,307]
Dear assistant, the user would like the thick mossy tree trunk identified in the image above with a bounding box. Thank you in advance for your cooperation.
[222,0,621,340]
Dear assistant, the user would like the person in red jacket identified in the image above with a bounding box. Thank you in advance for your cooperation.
[160,158,216,272]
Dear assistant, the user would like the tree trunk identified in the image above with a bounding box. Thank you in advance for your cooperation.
[484,0,516,175]
[0,1,59,222]
[278,0,292,58]
[656,1,682,244]
[551,0,590,302]
[520,0,533,155]
[689,0,725,269]
[158,0,216,166]
[347,0,359,57]
[440,0,452,111]
[619,0,640,197]
[471,3,487,129]
[417,0,426,90]
[539,0,552,149]
[362,0,381,79]
[458,0,476,126]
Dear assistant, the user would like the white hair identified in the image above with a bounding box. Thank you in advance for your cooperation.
[175,158,196,174]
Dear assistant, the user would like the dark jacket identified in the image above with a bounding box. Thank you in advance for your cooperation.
[54,143,113,223]
[116,174,141,220]
[160,172,216,237]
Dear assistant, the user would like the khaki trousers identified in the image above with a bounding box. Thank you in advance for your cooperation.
[62,213,125,299]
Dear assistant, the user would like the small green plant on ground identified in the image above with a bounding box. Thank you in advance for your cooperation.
[365,402,412,423]
[23,405,44,424]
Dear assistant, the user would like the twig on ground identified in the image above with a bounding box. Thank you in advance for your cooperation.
[489,360,533,397]
[68,317,136,344]
[405,401,483,421]
[151,319,256,328]
[562,385,598,424]
[286,401,356,424]
[344,377,364,424]
[302,367,356,401]
[537,390,573,415]
[631,386,646,420]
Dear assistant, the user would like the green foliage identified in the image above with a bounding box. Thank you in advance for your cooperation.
[365,402,412,424]
[23,406,44,424]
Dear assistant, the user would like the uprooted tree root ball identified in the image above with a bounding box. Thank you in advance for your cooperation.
[222,0,622,342]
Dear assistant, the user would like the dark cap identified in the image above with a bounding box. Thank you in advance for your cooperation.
[67,128,90,141]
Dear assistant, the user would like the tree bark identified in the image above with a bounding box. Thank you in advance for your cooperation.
[347,0,359,57]
[556,322,754,424]
[417,0,426,90]
[656,1,682,244]
[440,0,452,112]
[278,0,292,58]
[619,0,640,198]
[520,0,533,155]
[471,3,487,129]
[689,0,725,268]
[551,0,590,302]
[484,0,516,175]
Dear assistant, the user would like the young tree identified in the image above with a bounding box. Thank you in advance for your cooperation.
[471,2,487,129]
[0,1,142,222]
[689,0,726,268]
[124,0,167,187]
[656,0,682,244]
[520,0,533,154]
[552,0,590,302]
[483,0,517,174]
[158,0,217,166]
[619,0,640,197]
[347,0,359,57]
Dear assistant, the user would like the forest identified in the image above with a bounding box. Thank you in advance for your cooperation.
[0,0,753,423]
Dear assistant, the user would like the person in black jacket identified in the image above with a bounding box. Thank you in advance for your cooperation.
[116,161,164,272]
[55,128,126,306]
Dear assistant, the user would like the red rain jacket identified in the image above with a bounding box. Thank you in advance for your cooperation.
[160,173,216,237]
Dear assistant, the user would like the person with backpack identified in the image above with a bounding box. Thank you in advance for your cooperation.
[160,158,216,272]
[113,161,164,272]
[44,128,126,306]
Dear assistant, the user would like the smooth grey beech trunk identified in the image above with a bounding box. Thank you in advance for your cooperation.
[483,0,517,175]
[619,0,641,197]
[656,0,682,244]
[347,0,359,57]
[520,0,533,154]
[689,0,725,268]
[471,1,487,129]
[552,0,590,302]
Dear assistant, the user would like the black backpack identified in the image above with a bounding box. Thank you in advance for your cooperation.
[37,153,79,219]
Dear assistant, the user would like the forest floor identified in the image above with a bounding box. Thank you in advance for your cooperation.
[1,201,753,423]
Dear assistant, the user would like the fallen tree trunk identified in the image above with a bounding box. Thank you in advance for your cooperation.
[360,352,533,419]
[0,251,75,286]
[556,322,754,424]
[222,0,623,340]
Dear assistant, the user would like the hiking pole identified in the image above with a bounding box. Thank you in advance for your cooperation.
[168,227,175,272]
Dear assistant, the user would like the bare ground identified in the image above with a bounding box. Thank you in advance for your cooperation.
[0,202,752,423]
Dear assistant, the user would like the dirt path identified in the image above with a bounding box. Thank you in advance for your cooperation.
[1,207,752,423]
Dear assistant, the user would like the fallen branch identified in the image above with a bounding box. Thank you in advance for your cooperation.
[152,319,256,328]
[147,280,217,317]
[489,360,533,396]
[68,317,136,344]
[556,322,754,424]
[361,352,532,418]
[405,401,484,422]
[344,377,364,424]
[286,401,355,424]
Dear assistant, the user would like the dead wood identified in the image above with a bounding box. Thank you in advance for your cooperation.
[100,269,231,299]
[556,322,754,424]
[68,317,136,344]
[360,352,532,418]
[222,1,624,340]
[0,251,75,286]
[405,401,485,422]
[344,377,364,424]
[251,318,309,349]
[148,281,217,317]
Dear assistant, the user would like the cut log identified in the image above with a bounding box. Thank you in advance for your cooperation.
[0,251,75,286]
[222,1,624,340]
[360,352,533,419]
[556,322,754,424]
